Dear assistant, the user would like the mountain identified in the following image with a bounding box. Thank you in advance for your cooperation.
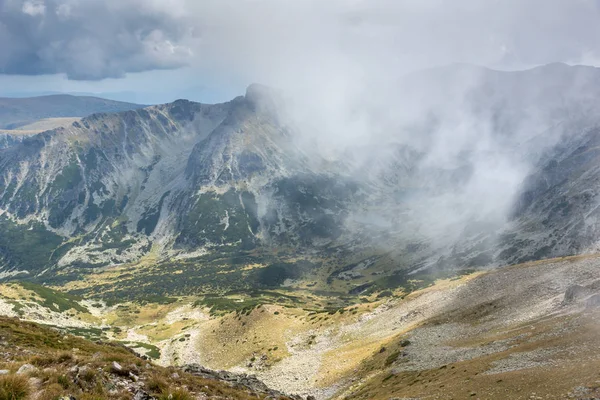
[0,84,359,295]
[4,64,600,399]
[1,65,600,297]
[0,94,144,129]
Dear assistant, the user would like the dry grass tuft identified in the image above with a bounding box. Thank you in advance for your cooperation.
[146,373,169,395]
[0,374,30,400]
[157,388,194,400]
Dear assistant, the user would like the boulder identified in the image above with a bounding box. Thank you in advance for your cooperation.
[585,294,600,308]
[17,364,37,375]
[563,285,589,304]
[133,390,155,400]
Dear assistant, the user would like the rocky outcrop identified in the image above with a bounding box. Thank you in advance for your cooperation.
[182,364,306,399]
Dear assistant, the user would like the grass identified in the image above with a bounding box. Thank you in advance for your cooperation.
[158,389,193,400]
[0,217,64,273]
[0,316,296,400]
[124,342,161,359]
[0,375,30,400]
[18,282,87,313]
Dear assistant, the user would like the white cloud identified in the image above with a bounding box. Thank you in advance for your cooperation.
[22,0,45,16]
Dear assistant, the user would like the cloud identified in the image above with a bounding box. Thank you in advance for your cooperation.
[21,0,45,16]
[0,0,193,80]
[1,0,600,81]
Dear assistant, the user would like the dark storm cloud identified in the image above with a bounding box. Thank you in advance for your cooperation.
[1,0,600,80]
[0,0,193,80]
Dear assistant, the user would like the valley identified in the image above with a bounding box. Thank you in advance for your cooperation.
[3,253,600,399]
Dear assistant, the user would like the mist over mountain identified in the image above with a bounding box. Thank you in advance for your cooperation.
[0,63,598,292]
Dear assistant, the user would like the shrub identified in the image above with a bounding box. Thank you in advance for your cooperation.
[0,374,30,400]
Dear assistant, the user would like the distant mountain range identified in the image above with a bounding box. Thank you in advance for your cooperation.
[0,94,144,129]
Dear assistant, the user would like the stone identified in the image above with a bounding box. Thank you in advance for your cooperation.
[133,390,155,400]
[586,294,600,308]
[563,285,588,304]
[17,364,37,375]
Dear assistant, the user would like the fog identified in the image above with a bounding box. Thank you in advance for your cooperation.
[4,0,600,262]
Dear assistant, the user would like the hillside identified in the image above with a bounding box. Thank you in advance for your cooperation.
[0,316,300,400]
[2,254,600,399]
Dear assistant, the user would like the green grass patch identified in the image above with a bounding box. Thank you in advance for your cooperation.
[18,282,87,313]
[123,341,161,359]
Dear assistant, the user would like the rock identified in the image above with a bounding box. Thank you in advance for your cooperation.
[171,372,180,379]
[182,363,298,398]
[585,294,600,308]
[29,377,43,389]
[17,364,37,375]
[111,361,123,372]
[306,396,317,400]
[563,285,589,304]
[133,390,155,400]
[0,370,9,375]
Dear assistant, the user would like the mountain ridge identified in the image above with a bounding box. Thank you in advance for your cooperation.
[2,64,600,299]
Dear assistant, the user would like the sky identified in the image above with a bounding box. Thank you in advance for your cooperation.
[1,0,600,104]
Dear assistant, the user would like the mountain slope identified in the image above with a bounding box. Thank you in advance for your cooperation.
[0,85,358,285]
[500,126,600,264]
[0,316,300,400]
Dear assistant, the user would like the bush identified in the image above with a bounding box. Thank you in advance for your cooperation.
[0,375,30,400]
